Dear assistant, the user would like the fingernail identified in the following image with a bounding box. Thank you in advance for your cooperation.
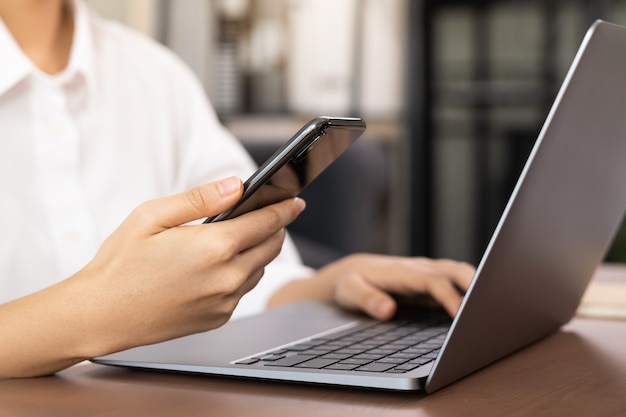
[295,197,306,211]
[375,299,394,319]
[218,176,241,196]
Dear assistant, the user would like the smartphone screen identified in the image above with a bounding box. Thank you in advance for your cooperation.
[204,116,366,223]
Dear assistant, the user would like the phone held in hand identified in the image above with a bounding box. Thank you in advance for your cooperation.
[204,116,366,223]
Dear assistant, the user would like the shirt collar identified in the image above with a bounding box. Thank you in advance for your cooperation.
[67,0,97,96]
[0,0,97,96]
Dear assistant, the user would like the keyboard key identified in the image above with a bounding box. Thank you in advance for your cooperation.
[334,348,363,355]
[235,358,260,365]
[388,352,419,360]
[301,349,334,356]
[353,353,385,360]
[295,358,341,369]
[401,347,433,355]
[324,363,360,371]
[393,363,423,371]
[264,354,316,367]
[376,357,409,364]
[356,362,396,373]
[366,348,398,355]
[259,354,286,361]
[320,353,352,360]
[423,352,439,360]
[408,357,433,365]
[339,358,372,365]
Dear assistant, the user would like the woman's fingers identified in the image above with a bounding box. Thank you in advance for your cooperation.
[209,197,306,254]
[334,272,398,320]
[330,255,476,319]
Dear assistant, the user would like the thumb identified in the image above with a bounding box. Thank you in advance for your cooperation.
[135,176,243,232]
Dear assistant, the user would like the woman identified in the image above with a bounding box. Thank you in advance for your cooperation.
[0,0,473,378]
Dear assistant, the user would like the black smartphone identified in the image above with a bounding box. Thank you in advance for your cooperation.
[204,116,366,223]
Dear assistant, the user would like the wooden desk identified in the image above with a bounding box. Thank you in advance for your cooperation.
[1,268,625,417]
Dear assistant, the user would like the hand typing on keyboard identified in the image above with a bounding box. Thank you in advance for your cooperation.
[268,254,475,321]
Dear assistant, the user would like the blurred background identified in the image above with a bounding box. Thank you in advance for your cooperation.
[89,0,626,267]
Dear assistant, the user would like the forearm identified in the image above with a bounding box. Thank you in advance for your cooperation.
[267,256,356,308]
[267,276,333,308]
[0,274,113,378]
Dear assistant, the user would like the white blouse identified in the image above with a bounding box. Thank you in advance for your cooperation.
[0,0,312,319]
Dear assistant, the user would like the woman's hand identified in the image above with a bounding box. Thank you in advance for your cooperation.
[0,176,305,378]
[269,254,475,321]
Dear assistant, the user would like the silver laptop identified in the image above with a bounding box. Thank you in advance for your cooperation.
[93,20,626,393]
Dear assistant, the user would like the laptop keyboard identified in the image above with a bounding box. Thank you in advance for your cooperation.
[235,315,450,374]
